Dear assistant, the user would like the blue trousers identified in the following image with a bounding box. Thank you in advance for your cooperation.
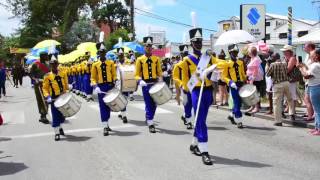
[183,91,192,118]
[310,84,320,129]
[142,84,157,120]
[68,75,73,85]
[83,74,93,95]
[230,87,242,118]
[192,88,212,143]
[72,75,78,90]
[97,83,113,122]
[51,103,65,128]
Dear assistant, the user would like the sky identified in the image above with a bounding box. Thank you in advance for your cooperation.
[0,0,319,43]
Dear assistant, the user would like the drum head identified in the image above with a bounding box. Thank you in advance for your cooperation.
[103,89,120,103]
[239,84,257,98]
[54,93,72,107]
[149,82,165,94]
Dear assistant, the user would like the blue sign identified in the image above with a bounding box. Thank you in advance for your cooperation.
[247,8,261,25]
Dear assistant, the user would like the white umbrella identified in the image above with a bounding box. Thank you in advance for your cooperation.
[215,30,256,46]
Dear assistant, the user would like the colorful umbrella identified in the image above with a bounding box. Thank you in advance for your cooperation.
[113,41,145,54]
[34,40,61,49]
[76,42,97,57]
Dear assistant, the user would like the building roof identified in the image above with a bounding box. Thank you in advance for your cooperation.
[219,13,317,26]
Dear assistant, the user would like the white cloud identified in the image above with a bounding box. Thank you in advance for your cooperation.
[0,1,21,36]
[156,0,177,6]
[135,0,153,11]
[135,21,168,40]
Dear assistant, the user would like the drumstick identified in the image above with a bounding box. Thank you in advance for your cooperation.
[192,80,205,136]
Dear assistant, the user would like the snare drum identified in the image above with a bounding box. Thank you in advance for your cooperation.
[239,84,260,106]
[149,82,172,105]
[118,65,137,92]
[54,93,81,117]
[103,88,128,112]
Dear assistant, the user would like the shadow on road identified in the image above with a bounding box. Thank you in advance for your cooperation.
[0,162,28,176]
[211,155,272,168]
[156,127,191,135]
[128,119,148,127]
[244,126,276,131]
[0,137,12,142]
[208,126,229,131]
[62,135,92,142]
[111,130,140,137]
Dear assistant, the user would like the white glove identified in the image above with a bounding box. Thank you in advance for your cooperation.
[200,64,217,80]
[68,84,73,90]
[94,86,102,94]
[46,96,52,103]
[163,71,168,77]
[115,80,121,88]
[230,82,238,89]
[139,80,147,87]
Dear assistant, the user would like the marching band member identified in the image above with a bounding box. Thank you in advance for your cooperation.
[29,52,50,124]
[91,42,118,136]
[80,57,88,98]
[172,44,193,129]
[116,47,129,123]
[128,50,135,101]
[221,44,247,129]
[181,28,219,165]
[135,36,163,133]
[42,53,69,141]
[84,56,94,102]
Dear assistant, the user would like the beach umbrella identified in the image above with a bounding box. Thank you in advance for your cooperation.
[34,39,61,49]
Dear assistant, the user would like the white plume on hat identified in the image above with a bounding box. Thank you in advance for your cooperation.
[191,12,197,28]
[99,31,105,43]
[48,44,56,55]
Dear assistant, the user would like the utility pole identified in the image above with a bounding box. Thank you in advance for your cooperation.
[130,0,135,40]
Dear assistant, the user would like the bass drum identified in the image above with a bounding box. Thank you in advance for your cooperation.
[54,93,81,117]
[149,82,172,105]
[117,65,137,92]
[103,88,128,112]
[239,84,260,106]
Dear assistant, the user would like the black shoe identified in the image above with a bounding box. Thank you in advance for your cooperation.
[59,128,65,136]
[290,115,295,121]
[274,122,283,126]
[228,115,236,125]
[237,122,243,129]
[39,118,50,124]
[181,116,187,125]
[130,97,134,101]
[201,152,213,165]
[244,112,252,116]
[149,125,156,133]
[122,116,128,124]
[186,122,193,129]
[118,114,122,119]
[189,145,202,156]
[55,134,60,141]
[103,127,110,136]
[282,112,287,119]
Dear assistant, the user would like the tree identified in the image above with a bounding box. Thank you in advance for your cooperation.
[104,28,129,50]
[64,18,100,51]
[92,0,130,33]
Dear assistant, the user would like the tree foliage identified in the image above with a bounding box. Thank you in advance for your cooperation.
[104,28,129,50]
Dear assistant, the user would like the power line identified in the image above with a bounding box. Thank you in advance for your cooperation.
[135,8,216,32]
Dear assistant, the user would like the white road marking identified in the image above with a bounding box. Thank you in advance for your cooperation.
[129,103,174,114]
[1,111,25,125]
[0,124,135,139]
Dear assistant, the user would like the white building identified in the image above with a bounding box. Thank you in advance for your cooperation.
[211,13,318,59]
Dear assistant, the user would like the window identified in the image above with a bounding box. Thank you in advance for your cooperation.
[279,33,288,39]
[298,31,308,37]
[265,34,270,40]
[266,22,271,26]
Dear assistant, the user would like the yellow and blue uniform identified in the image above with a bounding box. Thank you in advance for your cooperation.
[91,58,117,123]
[42,70,69,128]
[180,54,221,143]
[135,55,162,122]
[221,59,246,119]
[83,60,93,97]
